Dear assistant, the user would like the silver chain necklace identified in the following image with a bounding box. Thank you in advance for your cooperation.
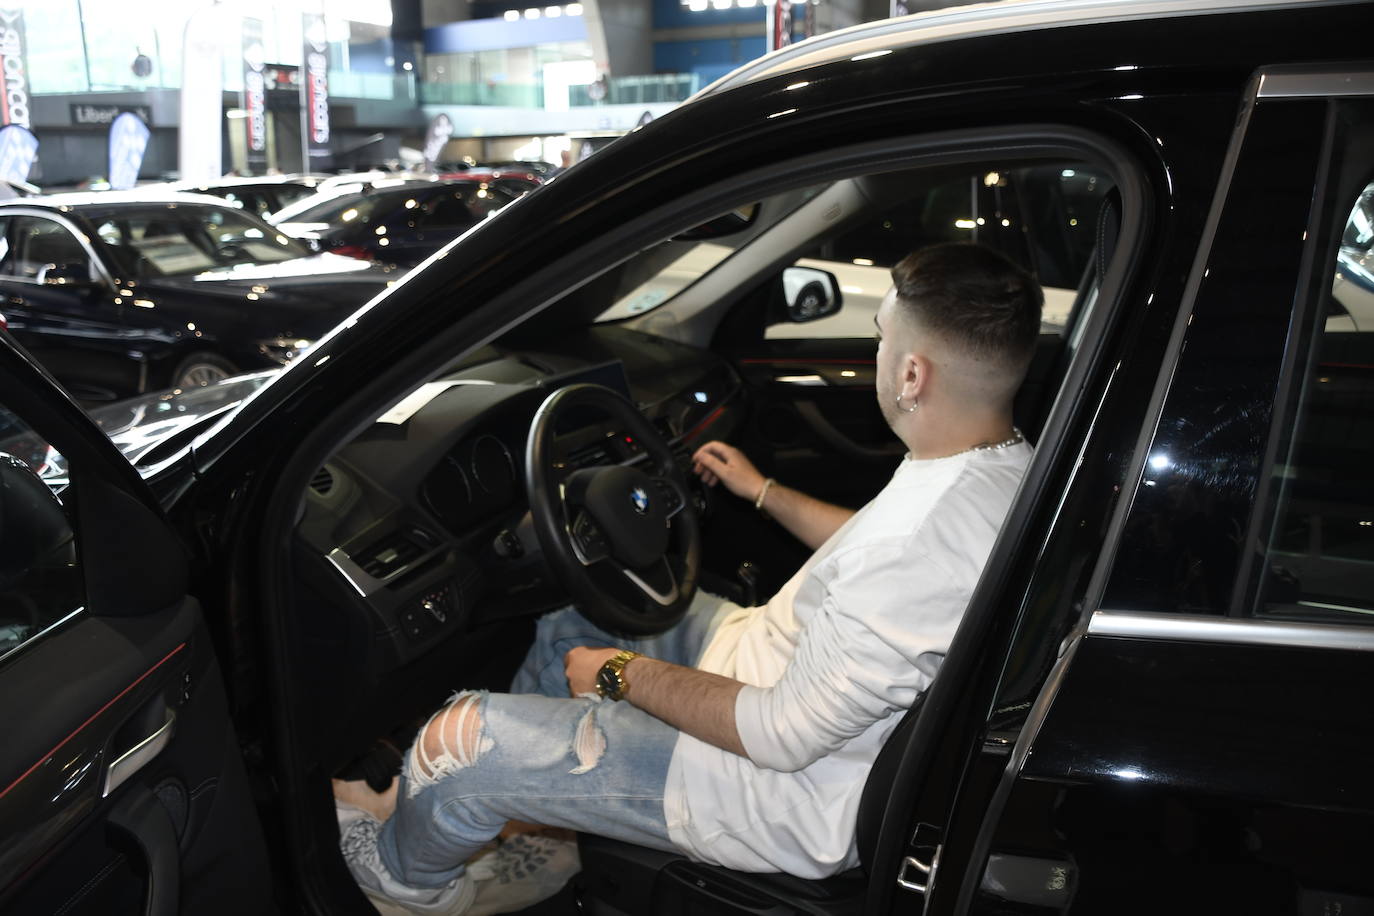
[941,427,1025,459]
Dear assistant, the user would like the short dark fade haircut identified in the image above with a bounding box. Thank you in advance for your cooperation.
[890,242,1043,370]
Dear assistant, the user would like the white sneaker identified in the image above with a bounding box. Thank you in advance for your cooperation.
[338,803,477,915]
[466,830,581,916]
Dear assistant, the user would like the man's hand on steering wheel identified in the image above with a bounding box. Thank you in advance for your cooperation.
[692,441,765,502]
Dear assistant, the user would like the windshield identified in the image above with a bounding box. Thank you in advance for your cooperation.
[92,205,312,278]
[278,190,397,228]
[595,185,825,322]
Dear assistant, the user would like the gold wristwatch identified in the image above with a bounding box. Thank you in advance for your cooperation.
[595,650,640,701]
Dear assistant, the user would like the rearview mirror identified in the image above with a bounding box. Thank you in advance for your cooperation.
[673,203,760,242]
[781,267,842,323]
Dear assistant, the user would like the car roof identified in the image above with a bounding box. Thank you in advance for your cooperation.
[698,0,1361,95]
[0,189,246,211]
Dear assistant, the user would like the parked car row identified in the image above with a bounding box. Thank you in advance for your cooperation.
[0,168,542,401]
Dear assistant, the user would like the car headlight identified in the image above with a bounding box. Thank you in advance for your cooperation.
[257,337,314,365]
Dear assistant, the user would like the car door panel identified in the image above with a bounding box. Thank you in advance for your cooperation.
[0,340,275,915]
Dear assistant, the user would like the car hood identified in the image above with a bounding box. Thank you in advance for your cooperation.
[87,371,280,469]
[137,254,396,309]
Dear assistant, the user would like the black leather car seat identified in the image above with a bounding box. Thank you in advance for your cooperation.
[575,692,925,916]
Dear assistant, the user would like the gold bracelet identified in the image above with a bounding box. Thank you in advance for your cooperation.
[754,477,775,511]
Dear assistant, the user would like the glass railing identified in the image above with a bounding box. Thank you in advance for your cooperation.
[418,73,699,108]
[570,74,699,106]
[328,72,418,102]
[419,82,545,107]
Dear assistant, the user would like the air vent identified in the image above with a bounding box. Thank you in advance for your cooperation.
[310,466,335,495]
[358,530,427,579]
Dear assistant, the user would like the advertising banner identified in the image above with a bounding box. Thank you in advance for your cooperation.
[108,112,151,191]
[242,17,268,173]
[301,12,331,169]
[0,123,36,187]
[0,4,30,130]
[768,0,793,52]
[422,113,453,171]
[180,0,225,184]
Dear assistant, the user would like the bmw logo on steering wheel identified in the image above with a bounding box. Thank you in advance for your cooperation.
[630,486,650,515]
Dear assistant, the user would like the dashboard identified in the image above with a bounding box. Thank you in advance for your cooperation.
[293,326,743,672]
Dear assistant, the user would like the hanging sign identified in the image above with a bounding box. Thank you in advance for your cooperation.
[422,113,453,171]
[0,4,30,130]
[301,12,331,169]
[768,0,793,52]
[108,112,150,190]
[0,122,36,186]
[180,2,224,184]
[242,17,268,173]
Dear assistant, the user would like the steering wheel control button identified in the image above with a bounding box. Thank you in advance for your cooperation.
[572,511,610,564]
[651,478,684,516]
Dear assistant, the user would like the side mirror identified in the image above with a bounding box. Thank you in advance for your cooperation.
[782,267,842,323]
[37,263,94,287]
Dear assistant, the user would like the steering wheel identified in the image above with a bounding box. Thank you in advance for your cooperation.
[525,384,700,636]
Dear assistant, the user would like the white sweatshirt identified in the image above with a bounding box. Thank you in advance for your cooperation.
[663,443,1031,877]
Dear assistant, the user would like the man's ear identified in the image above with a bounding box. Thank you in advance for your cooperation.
[901,352,930,402]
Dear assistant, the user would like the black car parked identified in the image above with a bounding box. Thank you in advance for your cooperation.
[272,178,520,269]
[1,1,1372,914]
[171,175,327,219]
[0,192,397,401]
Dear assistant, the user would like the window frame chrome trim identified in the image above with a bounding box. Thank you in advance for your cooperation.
[1089,609,1374,651]
[1257,69,1374,99]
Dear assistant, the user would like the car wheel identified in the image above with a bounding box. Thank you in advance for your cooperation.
[171,352,237,389]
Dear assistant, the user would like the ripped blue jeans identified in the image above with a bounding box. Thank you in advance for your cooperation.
[376,592,731,891]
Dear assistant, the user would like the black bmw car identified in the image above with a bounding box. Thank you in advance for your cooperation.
[1,1,1372,915]
[0,191,397,401]
[271,178,521,269]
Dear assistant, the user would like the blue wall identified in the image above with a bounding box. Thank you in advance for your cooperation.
[653,36,766,84]
[425,16,589,54]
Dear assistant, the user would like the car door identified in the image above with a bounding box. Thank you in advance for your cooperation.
[0,338,276,914]
[893,73,1374,915]
[0,212,144,401]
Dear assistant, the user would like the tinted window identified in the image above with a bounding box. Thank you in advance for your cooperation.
[769,162,1111,340]
[0,217,91,281]
[92,205,310,277]
[411,185,510,229]
[1257,177,1374,625]
[0,406,81,662]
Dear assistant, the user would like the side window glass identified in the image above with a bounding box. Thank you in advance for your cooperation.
[0,406,82,661]
[768,163,1111,340]
[11,217,91,283]
[1257,177,1374,625]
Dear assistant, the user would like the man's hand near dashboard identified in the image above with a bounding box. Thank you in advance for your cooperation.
[692,441,854,551]
[565,645,748,759]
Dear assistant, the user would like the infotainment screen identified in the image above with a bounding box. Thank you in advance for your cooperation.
[542,360,633,400]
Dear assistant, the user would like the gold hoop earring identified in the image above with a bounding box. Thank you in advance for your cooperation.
[896,394,917,413]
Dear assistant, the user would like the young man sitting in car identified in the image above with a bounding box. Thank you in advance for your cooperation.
[334,241,1041,913]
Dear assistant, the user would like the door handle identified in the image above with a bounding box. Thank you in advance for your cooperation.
[103,709,176,797]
